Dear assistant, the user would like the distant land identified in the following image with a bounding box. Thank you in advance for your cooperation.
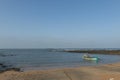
[64,49,120,55]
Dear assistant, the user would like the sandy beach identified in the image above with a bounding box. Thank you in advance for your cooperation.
[0,62,120,80]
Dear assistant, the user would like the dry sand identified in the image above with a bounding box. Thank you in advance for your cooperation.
[0,63,120,80]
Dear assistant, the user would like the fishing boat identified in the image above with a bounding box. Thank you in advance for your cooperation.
[83,57,98,61]
[82,54,99,61]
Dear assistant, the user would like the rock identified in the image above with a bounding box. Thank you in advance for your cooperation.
[6,68,21,72]
[0,53,16,57]
[1,65,7,68]
[0,63,21,73]
[0,63,4,66]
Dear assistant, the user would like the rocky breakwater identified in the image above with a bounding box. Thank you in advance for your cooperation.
[65,50,120,55]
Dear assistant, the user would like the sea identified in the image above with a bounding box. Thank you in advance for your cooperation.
[0,49,120,71]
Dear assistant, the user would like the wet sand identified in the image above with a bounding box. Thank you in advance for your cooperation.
[0,63,120,80]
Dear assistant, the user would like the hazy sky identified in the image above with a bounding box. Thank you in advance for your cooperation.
[0,0,120,48]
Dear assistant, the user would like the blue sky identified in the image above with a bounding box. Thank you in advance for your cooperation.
[0,0,120,48]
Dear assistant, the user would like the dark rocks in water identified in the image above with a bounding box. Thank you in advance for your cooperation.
[0,53,16,57]
[0,67,21,73]
[10,54,15,56]
[0,54,6,57]
[0,63,9,68]
[0,63,8,68]
[6,68,21,72]
[0,63,4,66]
[0,63,21,73]
[1,65,7,68]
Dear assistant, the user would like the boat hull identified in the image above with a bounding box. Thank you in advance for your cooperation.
[83,57,98,61]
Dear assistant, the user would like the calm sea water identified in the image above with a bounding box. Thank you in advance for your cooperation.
[0,49,120,70]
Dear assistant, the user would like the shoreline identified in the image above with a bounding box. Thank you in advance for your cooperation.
[21,61,119,72]
[0,62,120,80]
